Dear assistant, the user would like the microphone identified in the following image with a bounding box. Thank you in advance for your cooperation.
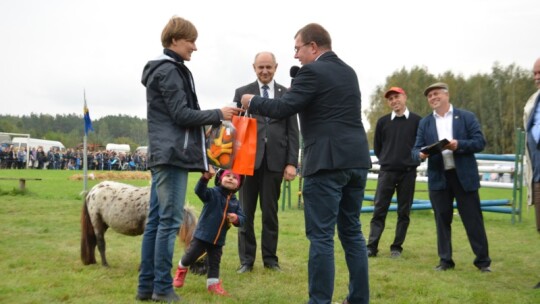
[290,66,300,87]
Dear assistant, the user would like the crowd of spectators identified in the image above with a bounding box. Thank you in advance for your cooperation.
[0,144,147,171]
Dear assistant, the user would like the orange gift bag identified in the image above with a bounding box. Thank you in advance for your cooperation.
[231,113,257,176]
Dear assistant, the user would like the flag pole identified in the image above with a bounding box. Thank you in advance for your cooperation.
[83,90,89,194]
[82,89,93,195]
[83,134,88,193]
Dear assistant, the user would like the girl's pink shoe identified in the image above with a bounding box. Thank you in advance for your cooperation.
[173,266,188,288]
[207,280,229,296]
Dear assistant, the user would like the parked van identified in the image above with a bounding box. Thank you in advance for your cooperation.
[135,146,147,155]
[106,143,131,154]
[0,133,11,145]
[11,137,65,152]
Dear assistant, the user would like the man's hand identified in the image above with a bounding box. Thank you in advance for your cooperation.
[283,165,297,181]
[444,139,458,151]
[240,94,255,109]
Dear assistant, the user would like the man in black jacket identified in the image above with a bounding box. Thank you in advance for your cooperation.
[240,23,371,304]
[367,87,421,258]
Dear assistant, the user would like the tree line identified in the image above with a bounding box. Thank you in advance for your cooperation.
[0,114,147,152]
[0,62,536,154]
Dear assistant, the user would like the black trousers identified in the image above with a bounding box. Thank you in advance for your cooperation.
[181,238,223,279]
[533,183,540,232]
[429,169,491,268]
[237,154,282,267]
[367,170,416,253]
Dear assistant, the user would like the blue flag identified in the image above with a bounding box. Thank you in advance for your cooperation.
[84,93,94,135]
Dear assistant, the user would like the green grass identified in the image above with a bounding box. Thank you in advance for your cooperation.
[0,169,539,303]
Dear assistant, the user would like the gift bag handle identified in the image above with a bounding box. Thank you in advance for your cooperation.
[240,104,250,117]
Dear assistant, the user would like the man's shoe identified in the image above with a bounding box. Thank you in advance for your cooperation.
[264,264,282,272]
[173,266,188,288]
[434,264,455,271]
[208,280,230,296]
[367,248,377,257]
[534,281,540,289]
[479,266,492,273]
[135,293,152,301]
[236,264,253,274]
[390,250,401,258]
[151,290,181,302]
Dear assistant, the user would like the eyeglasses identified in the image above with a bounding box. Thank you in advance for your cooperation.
[294,42,311,54]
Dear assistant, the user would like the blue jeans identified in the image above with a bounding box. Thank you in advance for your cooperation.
[137,165,188,295]
[304,168,369,304]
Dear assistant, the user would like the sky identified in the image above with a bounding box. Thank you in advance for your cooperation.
[1,0,539,127]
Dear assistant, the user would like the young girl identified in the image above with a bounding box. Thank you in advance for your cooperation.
[173,167,245,296]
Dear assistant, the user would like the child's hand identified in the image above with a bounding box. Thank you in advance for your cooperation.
[202,166,216,179]
[227,213,238,223]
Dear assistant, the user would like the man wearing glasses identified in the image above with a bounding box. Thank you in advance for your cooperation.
[240,23,371,304]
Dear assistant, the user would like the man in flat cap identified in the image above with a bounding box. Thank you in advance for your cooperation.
[367,87,421,258]
[412,82,492,272]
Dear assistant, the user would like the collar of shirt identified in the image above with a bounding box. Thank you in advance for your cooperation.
[315,51,328,61]
[391,108,410,120]
[432,104,454,119]
[257,80,275,97]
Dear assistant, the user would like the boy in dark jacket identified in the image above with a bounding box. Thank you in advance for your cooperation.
[173,167,245,296]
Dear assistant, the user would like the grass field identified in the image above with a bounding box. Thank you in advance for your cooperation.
[0,169,539,304]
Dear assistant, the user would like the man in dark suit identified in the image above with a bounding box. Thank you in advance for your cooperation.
[412,82,491,273]
[233,52,299,273]
[240,23,371,304]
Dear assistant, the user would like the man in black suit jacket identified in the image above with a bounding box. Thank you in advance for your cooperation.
[233,52,299,273]
[240,24,371,304]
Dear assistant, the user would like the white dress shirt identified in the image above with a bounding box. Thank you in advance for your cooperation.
[434,105,455,170]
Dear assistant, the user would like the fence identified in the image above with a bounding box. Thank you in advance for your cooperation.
[282,129,526,224]
[365,129,525,223]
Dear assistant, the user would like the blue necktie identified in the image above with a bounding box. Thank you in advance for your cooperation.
[262,85,270,123]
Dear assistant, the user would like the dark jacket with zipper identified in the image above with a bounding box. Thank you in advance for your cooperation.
[193,177,245,246]
[141,49,223,170]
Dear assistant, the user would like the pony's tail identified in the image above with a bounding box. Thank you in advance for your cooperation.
[179,205,198,249]
[80,197,97,265]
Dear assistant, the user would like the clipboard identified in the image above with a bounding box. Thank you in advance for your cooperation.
[420,138,450,155]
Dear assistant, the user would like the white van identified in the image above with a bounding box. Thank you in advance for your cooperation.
[135,146,148,155]
[0,133,11,144]
[11,137,65,152]
[106,143,131,154]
